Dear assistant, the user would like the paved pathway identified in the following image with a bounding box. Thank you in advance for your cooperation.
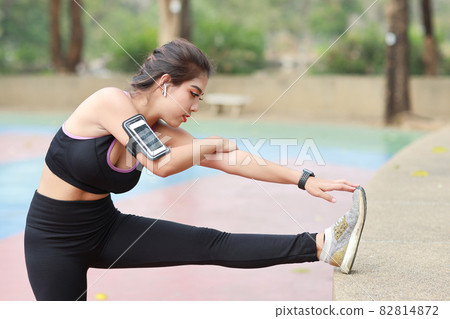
[334,125,450,301]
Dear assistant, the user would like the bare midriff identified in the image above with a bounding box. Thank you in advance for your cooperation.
[37,164,109,201]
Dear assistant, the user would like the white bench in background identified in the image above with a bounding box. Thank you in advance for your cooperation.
[204,93,250,116]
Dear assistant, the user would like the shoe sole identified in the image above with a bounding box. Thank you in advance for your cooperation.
[340,186,367,274]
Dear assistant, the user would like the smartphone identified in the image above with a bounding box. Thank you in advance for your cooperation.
[122,114,170,160]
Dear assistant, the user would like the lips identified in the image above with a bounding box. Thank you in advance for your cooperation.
[183,115,190,122]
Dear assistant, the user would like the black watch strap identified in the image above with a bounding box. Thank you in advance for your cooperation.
[298,169,315,190]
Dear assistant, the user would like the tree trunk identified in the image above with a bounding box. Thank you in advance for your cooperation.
[49,0,65,72]
[385,0,410,124]
[158,0,183,46]
[66,0,83,72]
[421,0,438,76]
[180,0,191,41]
[49,0,83,73]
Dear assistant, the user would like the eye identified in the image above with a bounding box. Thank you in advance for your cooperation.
[190,91,203,100]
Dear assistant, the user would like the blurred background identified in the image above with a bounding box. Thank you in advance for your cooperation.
[0,0,449,125]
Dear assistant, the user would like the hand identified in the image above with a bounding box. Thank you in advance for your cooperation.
[207,136,238,153]
[220,138,238,153]
[304,177,359,203]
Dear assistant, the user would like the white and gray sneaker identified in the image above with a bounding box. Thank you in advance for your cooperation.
[319,186,367,274]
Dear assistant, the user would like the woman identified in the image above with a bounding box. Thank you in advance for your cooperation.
[25,39,366,301]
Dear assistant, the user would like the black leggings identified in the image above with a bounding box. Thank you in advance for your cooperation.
[24,191,318,301]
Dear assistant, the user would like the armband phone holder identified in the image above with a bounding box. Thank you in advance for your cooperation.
[122,114,170,161]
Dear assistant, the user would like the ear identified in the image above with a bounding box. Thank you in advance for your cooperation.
[158,74,172,87]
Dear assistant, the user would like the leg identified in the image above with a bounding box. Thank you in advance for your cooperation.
[316,232,325,259]
[92,214,319,269]
[25,225,89,301]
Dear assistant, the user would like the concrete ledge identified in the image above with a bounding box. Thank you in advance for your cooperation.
[2,74,450,124]
[333,125,450,301]
[0,74,129,112]
[204,93,251,116]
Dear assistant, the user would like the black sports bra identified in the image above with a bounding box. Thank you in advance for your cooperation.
[45,123,142,194]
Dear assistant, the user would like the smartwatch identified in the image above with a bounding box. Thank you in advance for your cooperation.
[298,169,315,190]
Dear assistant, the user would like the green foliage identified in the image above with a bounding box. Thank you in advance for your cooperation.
[312,23,447,75]
[307,0,363,37]
[190,0,266,74]
[81,0,159,64]
[1,0,450,75]
[107,27,158,72]
[0,0,49,73]
[408,26,425,75]
[314,25,385,74]
[192,19,265,74]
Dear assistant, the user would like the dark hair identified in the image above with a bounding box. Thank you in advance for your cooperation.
[130,38,213,91]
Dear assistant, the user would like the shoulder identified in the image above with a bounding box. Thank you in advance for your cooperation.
[86,87,137,127]
[70,87,138,140]
[64,87,134,137]
[89,87,131,110]
[95,86,128,97]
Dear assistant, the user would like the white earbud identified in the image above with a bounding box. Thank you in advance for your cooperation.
[163,83,167,97]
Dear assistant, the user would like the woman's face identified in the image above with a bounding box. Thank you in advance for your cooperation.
[162,73,208,127]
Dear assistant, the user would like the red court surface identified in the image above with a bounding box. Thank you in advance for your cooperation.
[0,132,374,301]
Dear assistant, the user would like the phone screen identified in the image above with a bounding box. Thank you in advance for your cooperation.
[134,124,164,152]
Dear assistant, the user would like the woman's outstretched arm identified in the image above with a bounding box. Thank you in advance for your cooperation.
[144,121,358,202]
[200,149,358,203]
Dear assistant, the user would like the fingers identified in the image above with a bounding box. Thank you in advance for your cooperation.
[324,180,358,192]
[306,183,335,203]
[333,184,357,192]
[336,179,360,187]
[306,177,360,203]
[314,189,336,203]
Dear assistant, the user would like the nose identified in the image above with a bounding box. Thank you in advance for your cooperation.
[190,103,199,113]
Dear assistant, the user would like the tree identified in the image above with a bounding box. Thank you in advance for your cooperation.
[158,0,191,46]
[421,0,438,75]
[180,0,192,40]
[385,0,410,124]
[49,0,83,73]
